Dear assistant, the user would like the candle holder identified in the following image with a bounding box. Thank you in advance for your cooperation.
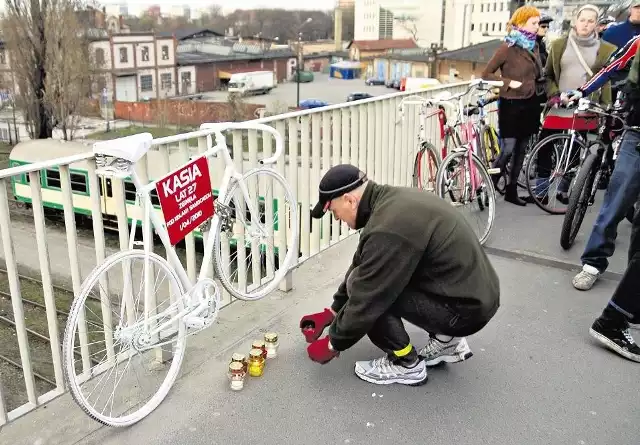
[228,361,246,391]
[264,332,279,359]
[248,348,265,377]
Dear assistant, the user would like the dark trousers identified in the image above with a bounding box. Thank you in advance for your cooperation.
[493,137,529,184]
[367,290,495,364]
[581,130,640,272]
[606,196,640,321]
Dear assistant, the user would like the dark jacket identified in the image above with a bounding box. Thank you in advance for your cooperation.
[602,19,640,87]
[481,42,544,100]
[621,40,640,127]
[328,181,501,352]
[538,36,549,68]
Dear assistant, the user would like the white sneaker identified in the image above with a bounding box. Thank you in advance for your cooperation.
[354,356,428,386]
[572,264,600,291]
[418,336,473,366]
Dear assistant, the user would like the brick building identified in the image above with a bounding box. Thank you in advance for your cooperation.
[435,39,502,82]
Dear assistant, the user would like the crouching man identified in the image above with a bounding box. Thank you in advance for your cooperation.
[300,164,501,386]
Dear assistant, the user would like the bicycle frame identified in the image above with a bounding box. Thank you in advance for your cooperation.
[94,122,285,338]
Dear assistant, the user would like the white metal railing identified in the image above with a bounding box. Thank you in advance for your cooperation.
[0,80,498,427]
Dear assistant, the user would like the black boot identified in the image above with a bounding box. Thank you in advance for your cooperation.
[504,183,526,206]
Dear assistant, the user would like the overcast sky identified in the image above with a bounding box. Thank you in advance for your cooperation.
[100,0,337,12]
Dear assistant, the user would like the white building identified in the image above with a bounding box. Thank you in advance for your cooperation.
[354,0,447,48]
[90,33,196,102]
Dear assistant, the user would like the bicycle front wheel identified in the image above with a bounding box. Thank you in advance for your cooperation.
[436,150,496,245]
[412,141,440,192]
[524,133,586,215]
[560,152,598,250]
[63,250,186,427]
[213,167,299,301]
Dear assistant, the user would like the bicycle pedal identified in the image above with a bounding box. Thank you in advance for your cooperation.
[487,168,501,175]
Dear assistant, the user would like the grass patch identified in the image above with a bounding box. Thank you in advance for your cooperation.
[85,125,199,146]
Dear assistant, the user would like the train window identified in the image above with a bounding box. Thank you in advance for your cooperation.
[45,169,61,188]
[123,181,137,202]
[70,172,88,193]
[149,189,160,207]
[99,180,103,196]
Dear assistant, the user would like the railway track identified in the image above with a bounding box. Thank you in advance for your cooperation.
[0,268,103,413]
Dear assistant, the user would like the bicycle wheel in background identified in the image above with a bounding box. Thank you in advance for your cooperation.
[524,133,587,215]
[213,167,299,301]
[482,125,500,167]
[560,152,599,250]
[412,141,440,192]
[63,250,187,427]
[435,150,496,245]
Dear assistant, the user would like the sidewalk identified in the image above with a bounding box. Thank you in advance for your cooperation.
[2,234,638,445]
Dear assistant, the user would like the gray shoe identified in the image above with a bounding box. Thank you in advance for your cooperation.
[418,337,473,366]
[354,356,428,386]
[572,265,600,291]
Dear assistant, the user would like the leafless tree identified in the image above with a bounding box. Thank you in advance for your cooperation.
[394,14,419,41]
[3,0,92,140]
[42,0,94,140]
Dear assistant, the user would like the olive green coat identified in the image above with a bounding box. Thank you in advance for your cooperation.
[545,35,617,105]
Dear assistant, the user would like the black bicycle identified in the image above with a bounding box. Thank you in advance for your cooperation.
[559,98,639,250]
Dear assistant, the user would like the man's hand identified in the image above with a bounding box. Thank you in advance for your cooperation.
[299,308,335,343]
[307,336,339,364]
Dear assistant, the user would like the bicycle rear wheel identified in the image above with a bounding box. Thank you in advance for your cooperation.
[560,153,599,250]
[213,167,299,301]
[63,250,186,427]
[436,150,496,245]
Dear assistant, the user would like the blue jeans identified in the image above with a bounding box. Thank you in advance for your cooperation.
[581,130,640,273]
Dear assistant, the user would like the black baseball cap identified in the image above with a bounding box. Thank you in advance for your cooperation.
[540,14,553,24]
[310,164,367,219]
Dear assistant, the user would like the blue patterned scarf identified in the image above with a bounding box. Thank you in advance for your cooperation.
[504,26,537,52]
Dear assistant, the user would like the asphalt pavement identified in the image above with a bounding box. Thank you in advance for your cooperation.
[2,196,638,445]
[200,73,392,109]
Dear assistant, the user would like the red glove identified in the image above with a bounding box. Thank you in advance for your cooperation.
[299,308,335,343]
[307,336,339,364]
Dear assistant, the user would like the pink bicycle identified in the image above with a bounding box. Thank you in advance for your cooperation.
[433,79,503,245]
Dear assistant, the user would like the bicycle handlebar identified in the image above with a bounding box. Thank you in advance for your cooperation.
[199,122,284,165]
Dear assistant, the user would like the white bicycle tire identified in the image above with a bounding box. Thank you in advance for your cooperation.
[62,249,187,427]
[213,167,299,301]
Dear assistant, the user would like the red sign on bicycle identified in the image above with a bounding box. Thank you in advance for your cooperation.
[155,156,215,245]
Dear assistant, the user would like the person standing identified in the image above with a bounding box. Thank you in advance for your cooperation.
[482,5,546,206]
[538,14,553,68]
[529,4,617,204]
[566,37,640,297]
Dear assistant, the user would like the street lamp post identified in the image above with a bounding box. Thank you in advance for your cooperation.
[295,17,312,108]
[296,32,302,108]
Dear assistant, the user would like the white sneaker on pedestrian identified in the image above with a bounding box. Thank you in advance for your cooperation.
[572,264,600,291]
[418,336,473,366]
[354,356,428,386]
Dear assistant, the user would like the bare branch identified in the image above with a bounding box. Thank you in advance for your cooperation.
[394,14,419,41]
[2,0,92,140]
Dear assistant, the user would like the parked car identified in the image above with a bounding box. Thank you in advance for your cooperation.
[299,99,329,109]
[346,92,374,102]
[386,79,401,89]
[365,77,385,86]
